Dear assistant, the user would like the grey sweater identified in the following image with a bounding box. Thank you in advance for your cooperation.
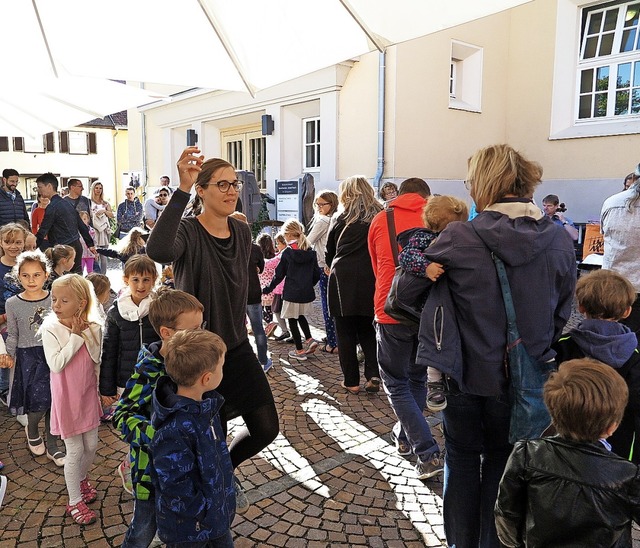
[146,189,251,350]
[5,293,51,356]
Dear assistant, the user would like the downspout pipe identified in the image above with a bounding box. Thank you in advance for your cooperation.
[372,51,385,192]
[140,84,148,198]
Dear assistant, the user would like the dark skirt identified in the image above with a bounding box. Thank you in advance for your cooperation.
[9,346,51,415]
[217,338,275,421]
[272,293,283,314]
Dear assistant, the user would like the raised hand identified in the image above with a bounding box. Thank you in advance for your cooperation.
[177,147,205,192]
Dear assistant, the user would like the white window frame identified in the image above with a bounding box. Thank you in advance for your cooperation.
[302,117,320,172]
[23,135,45,153]
[551,0,640,139]
[448,40,483,113]
[68,131,89,154]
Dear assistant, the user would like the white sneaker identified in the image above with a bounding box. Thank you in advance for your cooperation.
[0,475,7,509]
[15,414,28,427]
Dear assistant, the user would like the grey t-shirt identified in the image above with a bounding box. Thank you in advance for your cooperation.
[5,292,51,356]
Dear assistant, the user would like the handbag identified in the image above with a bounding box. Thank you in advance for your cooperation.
[492,253,554,444]
[383,208,428,325]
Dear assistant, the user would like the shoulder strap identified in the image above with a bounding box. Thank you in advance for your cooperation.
[492,253,521,343]
[386,208,399,266]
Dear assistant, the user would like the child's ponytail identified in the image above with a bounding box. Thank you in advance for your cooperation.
[282,219,310,251]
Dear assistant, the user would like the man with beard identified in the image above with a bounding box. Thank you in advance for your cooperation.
[0,169,29,227]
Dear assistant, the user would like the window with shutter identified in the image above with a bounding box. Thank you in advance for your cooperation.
[45,133,55,152]
[0,137,8,152]
[88,132,97,154]
[59,131,69,153]
[13,137,24,152]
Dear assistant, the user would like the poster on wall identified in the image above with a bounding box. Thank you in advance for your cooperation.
[122,171,142,193]
[276,179,299,222]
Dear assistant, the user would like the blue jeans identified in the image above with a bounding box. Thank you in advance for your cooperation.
[0,367,8,395]
[246,303,268,365]
[166,530,234,548]
[122,497,157,548]
[376,323,438,462]
[319,271,337,347]
[442,385,512,548]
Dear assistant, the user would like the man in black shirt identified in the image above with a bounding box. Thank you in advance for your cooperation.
[35,173,96,274]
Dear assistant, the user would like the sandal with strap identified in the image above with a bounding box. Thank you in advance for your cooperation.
[66,500,96,525]
[321,344,338,354]
[80,478,97,504]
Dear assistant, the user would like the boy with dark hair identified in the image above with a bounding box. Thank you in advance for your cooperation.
[150,329,235,548]
[495,358,640,547]
[552,269,640,461]
[35,172,95,274]
[113,288,205,548]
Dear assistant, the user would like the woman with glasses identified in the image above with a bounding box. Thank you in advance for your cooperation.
[307,190,339,353]
[379,181,399,206]
[143,186,171,230]
[326,176,382,394]
[89,181,114,274]
[147,147,278,515]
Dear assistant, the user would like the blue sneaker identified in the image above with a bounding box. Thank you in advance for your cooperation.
[263,359,273,373]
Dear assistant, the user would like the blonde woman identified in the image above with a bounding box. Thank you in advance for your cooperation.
[89,181,114,274]
[423,144,576,547]
[325,176,382,394]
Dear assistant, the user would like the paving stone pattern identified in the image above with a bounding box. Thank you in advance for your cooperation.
[0,278,637,547]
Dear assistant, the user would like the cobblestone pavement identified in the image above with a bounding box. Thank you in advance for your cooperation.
[0,287,447,547]
[1,272,637,547]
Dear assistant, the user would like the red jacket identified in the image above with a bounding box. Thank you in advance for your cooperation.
[368,193,428,324]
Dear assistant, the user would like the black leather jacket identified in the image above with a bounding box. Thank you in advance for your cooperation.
[495,436,640,547]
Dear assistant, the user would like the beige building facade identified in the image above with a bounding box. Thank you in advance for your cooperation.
[130,0,640,222]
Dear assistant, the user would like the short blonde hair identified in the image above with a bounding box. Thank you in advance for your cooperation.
[422,196,469,232]
[575,269,636,321]
[545,358,627,442]
[164,329,227,387]
[468,144,543,211]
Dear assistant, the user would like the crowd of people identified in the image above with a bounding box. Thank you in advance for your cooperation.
[0,147,639,547]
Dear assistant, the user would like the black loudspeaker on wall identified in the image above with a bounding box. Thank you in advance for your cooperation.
[261,114,274,135]
[186,129,198,147]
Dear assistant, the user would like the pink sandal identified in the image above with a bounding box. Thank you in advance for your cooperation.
[80,478,97,504]
[66,500,96,525]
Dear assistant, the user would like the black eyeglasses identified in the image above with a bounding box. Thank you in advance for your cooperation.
[157,193,169,198]
[315,202,330,208]
[212,180,242,193]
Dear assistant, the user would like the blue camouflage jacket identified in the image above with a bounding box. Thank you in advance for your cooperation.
[150,375,235,544]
